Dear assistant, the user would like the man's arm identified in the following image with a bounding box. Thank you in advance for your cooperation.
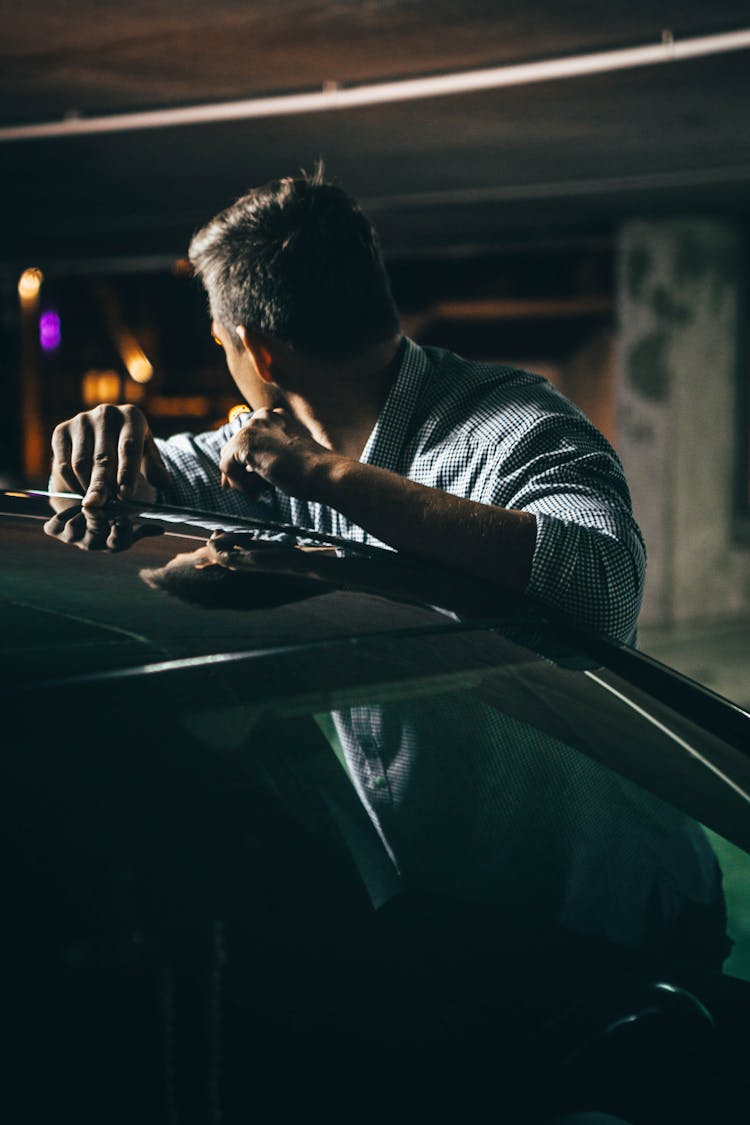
[219,408,536,590]
[310,457,537,592]
[220,407,644,641]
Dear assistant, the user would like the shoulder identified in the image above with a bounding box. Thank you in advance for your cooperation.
[411,345,589,452]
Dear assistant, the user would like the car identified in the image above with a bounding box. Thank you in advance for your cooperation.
[1,487,749,1124]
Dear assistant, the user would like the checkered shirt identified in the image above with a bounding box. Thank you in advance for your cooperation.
[156,337,645,643]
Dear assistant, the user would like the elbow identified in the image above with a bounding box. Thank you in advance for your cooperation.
[528,515,646,644]
[570,531,645,644]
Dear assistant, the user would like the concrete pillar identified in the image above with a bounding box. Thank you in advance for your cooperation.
[615,220,744,627]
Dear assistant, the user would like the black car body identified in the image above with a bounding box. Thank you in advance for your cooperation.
[1,489,749,1124]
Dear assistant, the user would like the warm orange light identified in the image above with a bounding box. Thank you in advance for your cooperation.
[172,257,193,277]
[118,336,154,383]
[124,380,146,403]
[228,403,251,423]
[82,369,121,405]
[18,267,43,302]
[148,394,211,416]
[127,352,154,383]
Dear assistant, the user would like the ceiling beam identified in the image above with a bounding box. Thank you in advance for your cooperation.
[2,27,750,142]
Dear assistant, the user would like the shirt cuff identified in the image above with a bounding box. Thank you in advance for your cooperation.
[524,510,580,606]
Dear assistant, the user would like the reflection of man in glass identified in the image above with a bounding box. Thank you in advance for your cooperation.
[328,693,729,968]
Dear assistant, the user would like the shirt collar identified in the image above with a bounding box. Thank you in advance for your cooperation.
[359,337,431,471]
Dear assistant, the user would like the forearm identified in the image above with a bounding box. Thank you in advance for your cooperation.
[312,456,537,593]
[221,408,642,630]
[309,458,643,639]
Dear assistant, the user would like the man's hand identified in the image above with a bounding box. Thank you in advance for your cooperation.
[219,408,339,501]
[51,404,171,509]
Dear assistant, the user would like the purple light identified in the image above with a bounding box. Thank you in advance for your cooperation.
[39,309,61,352]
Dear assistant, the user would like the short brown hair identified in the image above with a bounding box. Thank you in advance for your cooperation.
[189,168,400,359]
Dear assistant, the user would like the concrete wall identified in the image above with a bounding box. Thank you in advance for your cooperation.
[616,219,750,627]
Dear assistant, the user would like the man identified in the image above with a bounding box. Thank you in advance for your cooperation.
[51,168,645,644]
[48,170,731,966]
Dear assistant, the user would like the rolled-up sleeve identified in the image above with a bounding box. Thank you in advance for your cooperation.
[479,412,646,644]
[527,510,645,643]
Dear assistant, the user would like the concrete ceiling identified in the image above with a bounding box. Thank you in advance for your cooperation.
[2,1,749,266]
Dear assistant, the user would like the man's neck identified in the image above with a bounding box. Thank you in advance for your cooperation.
[276,335,403,461]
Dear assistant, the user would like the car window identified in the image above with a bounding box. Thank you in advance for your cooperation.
[166,625,749,982]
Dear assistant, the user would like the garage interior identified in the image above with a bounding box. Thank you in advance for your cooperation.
[2,0,750,1089]
[1,7,748,702]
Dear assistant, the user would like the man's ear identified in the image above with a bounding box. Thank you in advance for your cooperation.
[235,326,274,383]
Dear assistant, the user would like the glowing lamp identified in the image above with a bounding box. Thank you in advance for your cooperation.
[39,310,61,351]
[119,335,154,384]
[82,369,121,406]
[127,353,154,383]
[18,267,43,302]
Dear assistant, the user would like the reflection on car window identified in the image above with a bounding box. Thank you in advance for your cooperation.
[323,688,730,971]
[168,623,747,980]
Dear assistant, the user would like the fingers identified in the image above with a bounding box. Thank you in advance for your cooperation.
[115,410,148,499]
[219,432,244,479]
[50,424,79,493]
[84,406,123,509]
[52,414,94,499]
[220,461,265,499]
[218,434,251,492]
[51,405,160,509]
[220,408,328,501]
[218,418,277,498]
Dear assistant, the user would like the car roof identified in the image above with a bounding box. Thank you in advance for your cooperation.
[0,488,547,686]
[1,488,746,737]
[3,488,750,865]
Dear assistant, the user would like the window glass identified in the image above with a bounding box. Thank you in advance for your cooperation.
[218,621,750,982]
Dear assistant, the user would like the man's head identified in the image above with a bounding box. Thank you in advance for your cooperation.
[189,168,400,362]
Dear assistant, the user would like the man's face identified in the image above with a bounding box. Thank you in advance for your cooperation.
[211,320,278,411]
